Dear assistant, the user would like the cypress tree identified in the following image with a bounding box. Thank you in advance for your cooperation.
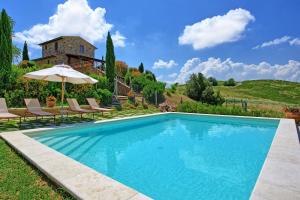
[22,41,29,61]
[138,62,144,73]
[0,9,12,85]
[105,32,116,92]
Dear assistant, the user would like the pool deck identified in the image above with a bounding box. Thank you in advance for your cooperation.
[1,113,299,200]
[250,118,300,200]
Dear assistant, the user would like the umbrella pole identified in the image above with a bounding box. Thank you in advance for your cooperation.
[61,78,65,120]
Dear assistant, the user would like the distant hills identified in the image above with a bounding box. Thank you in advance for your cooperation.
[172,80,300,106]
[214,80,300,105]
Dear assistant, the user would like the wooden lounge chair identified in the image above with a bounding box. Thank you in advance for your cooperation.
[0,98,22,124]
[86,98,113,115]
[24,99,56,122]
[66,98,96,119]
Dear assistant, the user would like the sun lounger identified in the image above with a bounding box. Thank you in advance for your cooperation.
[66,98,96,118]
[24,98,56,122]
[86,98,113,115]
[0,98,22,123]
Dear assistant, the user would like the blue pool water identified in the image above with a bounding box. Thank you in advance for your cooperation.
[31,113,279,200]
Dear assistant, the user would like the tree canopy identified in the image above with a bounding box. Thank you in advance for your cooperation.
[208,77,218,86]
[186,73,224,105]
[224,78,236,86]
[115,60,128,77]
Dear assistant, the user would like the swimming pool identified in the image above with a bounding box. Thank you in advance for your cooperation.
[30,113,279,200]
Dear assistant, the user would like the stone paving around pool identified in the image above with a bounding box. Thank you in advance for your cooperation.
[250,119,300,200]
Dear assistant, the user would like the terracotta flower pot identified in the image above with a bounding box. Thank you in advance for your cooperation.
[47,100,56,107]
[285,111,300,122]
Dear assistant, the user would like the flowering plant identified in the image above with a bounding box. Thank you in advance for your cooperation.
[159,99,176,112]
[127,90,135,98]
[127,90,135,104]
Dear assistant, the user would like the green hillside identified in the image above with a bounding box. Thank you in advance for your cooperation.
[176,80,300,106]
[215,80,300,105]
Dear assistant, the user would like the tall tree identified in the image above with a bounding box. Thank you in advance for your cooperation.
[105,32,115,92]
[22,41,29,61]
[138,62,144,73]
[186,73,208,101]
[0,9,13,84]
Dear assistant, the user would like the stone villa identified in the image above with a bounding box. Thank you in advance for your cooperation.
[33,36,130,96]
[33,36,105,70]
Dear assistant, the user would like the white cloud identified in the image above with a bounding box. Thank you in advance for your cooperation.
[14,0,124,48]
[111,31,126,47]
[253,36,291,49]
[168,73,178,78]
[153,59,178,69]
[155,74,178,85]
[178,8,255,50]
[290,38,300,46]
[175,57,300,83]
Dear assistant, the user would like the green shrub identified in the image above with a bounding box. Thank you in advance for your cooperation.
[176,102,283,118]
[0,64,113,107]
[143,81,166,104]
[201,87,225,105]
[131,75,151,93]
[98,89,112,105]
[90,74,110,89]
[2,65,51,107]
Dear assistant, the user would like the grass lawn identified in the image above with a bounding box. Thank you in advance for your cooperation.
[0,139,74,200]
[0,107,159,199]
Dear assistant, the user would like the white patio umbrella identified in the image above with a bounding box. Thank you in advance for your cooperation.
[24,64,98,118]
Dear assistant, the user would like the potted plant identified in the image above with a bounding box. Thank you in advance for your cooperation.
[284,107,300,122]
[46,96,56,107]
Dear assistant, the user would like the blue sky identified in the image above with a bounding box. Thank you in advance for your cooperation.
[2,0,300,83]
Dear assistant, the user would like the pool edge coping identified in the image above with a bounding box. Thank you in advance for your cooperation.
[1,112,299,200]
[250,118,300,200]
[13,112,281,136]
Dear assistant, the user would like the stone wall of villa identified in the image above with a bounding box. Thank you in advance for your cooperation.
[36,36,97,66]
[42,37,96,59]
[34,54,68,66]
